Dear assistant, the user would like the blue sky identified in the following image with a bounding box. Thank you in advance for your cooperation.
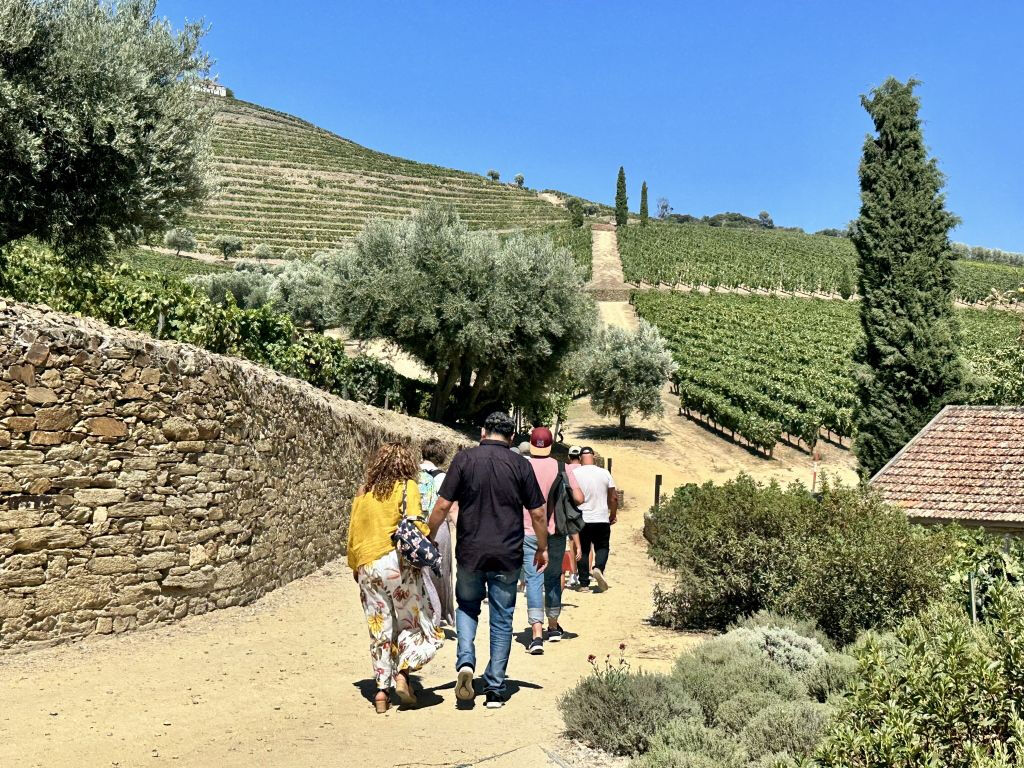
[158,1,1024,251]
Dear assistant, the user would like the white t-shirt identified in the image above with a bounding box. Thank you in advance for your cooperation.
[572,465,616,524]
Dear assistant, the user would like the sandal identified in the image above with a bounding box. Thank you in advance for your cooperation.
[373,690,390,714]
[395,672,417,706]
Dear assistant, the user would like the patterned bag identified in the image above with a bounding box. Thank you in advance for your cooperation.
[392,481,443,575]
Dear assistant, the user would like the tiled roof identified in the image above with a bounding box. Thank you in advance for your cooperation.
[871,406,1024,524]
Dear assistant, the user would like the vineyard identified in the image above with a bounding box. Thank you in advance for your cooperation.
[634,291,1021,453]
[184,98,568,257]
[619,222,1024,303]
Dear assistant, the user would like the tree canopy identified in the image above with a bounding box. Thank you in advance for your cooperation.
[640,181,649,226]
[615,166,628,228]
[0,0,212,263]
[334,204,596,421]
[588,319,676,429]
[852,77,965,477]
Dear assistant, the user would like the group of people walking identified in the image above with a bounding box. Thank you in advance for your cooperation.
[346,411,618,713]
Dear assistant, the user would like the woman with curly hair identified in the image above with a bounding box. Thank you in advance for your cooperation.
[348,441,443,713]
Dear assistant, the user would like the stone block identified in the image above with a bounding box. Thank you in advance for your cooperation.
[139,552,180,571]
[139,368,162,385]
[8,363,34,385]
[25,342,49,367]
[87,556,138,576]
[0,450,44,466]
[29,431,64,446]
[12,527,87,551]
[33,577,114,617]
[95,616,113,634]
[119,383,149,400]
[35,407,76,431]
[161,416,199,441]
[25,387,58,405]
[176,440,205,453]
[0,595,25,618]
[161,570,215,592]
[213,562,244,590]
[3,416,36,433]
[0,567,45,588]
[74,488,125,506]
[107,501,164,518]
[86,416,128,437]
[0,508,43,532]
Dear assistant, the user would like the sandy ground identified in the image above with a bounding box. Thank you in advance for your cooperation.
[0,231,856,768]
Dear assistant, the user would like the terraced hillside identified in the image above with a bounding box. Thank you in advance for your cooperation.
[184,98,568,256]
[620,221,1024,303]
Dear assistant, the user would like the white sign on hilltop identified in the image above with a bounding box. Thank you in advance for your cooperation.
[193,81,227,98]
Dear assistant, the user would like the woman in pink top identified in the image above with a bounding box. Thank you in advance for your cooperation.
[521,427,583,655]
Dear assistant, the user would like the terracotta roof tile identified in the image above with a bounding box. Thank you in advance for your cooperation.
[871,406,1024,526]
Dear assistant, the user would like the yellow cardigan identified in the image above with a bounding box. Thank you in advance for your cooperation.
[347,479,423,571]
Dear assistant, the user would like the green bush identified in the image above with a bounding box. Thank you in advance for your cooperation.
[672,635,806,722]
[727,627,827,676]
[729,611,835,652]
[740,700,832,761]
[804,653,857,703]
[713,691,784,734]
[559,664,702,756]
[190,265,275,309]
[632,720,747,768]
[649,475,948,645]
[816,582,1024,767]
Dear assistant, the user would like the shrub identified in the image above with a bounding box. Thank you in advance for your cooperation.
[514,173,525,188]
[730,611,835,652]
[714,691,784,734]
[486,169,500,181]
[727,627,827,677]
[649,476,948,645]
[252,243,274,260]
[816,582,1024,767]
[672,636,806,722]
[190,265,274,310]
[804,653,857,703]
[282,247,300,260]
[632,720,747,768]
[559,659,702,756]
[567,197,585,228]
[741,700,832,761]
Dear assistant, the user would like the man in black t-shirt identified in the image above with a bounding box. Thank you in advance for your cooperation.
[429,412,547,709]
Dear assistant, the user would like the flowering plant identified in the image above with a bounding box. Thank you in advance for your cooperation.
[587,643,630,682]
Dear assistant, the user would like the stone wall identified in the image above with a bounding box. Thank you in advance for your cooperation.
[0,301,466,650]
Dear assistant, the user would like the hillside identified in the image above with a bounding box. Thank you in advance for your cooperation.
[620,221,1024,303]
[183,98,569,256]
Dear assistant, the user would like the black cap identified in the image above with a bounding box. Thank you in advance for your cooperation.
[580,446,595,455]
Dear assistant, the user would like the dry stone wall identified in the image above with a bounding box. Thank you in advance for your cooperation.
[0,301,465,650]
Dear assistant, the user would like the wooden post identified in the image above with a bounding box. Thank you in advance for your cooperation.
[969,572,978,624]
[607,458,613,475]
[654,474,663,509]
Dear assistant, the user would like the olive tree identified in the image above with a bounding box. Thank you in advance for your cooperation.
[210,234,242,260]
[335,204,596,422]
[588,320,677,430]
[514,173,525,188]
[163,227,196,256]
[486,169,500,182]
[0,0,211,264]
[252,243,274,260]
[270,251,346,331]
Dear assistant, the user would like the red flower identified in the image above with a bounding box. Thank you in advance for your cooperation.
[587,654,597,663]
[619,643,627,651]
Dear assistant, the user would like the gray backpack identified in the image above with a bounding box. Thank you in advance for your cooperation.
[549,462,585,536]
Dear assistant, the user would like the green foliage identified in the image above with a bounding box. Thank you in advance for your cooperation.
[588,320,677,428]
[618,220,1024,302]
[633,720,748,768]
[672,634,807,722]
[270,250,345,331]
[163,228,197,256]
[1,239,417,412]
[804,653,857,703]
[759,211,775,229]
[559,656,702,757]
[334,203,595,421]
[726,627,827,677]
[567,197,585,229]
[852,78,965,478]
[816,583,1024,768]
[741,700,831,761]
[634,291,1020,451]
[211,234,243,260]
[486,169,500,181]
[0,0,211,262]
[648,476,948,645]
[616,166,629,228]
[251,243,275,260]
[514,173,525,188]
[640,181,649,226]
[714,691,785,734]
[190,264,275,310]
[938,524,1024,620]
[729,611,835,652]
[282,247,300,261]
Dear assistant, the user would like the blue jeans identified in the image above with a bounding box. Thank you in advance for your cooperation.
[523,534,567,625]
[455,565,518,696]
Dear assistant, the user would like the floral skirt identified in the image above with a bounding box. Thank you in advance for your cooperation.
[356,549,444,690]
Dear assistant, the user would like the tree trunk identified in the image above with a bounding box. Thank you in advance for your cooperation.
[466,364,494,413]
[618,412,626,435]
[431,362,461,422]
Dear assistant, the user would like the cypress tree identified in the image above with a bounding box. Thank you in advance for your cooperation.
[852,78,964,478]
[640,181,649,226]
[615,166,628,227]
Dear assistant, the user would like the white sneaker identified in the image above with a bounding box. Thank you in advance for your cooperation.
[592,568,609,592]
[455,666,475,702]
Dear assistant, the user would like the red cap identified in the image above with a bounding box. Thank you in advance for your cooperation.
[529,427,553,456]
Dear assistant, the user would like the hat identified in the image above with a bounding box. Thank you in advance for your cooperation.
[509,445,521,455]
[517,441,531,455]
[568,445,582,457]
[580,446,595,456]
[529,427,553,457]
